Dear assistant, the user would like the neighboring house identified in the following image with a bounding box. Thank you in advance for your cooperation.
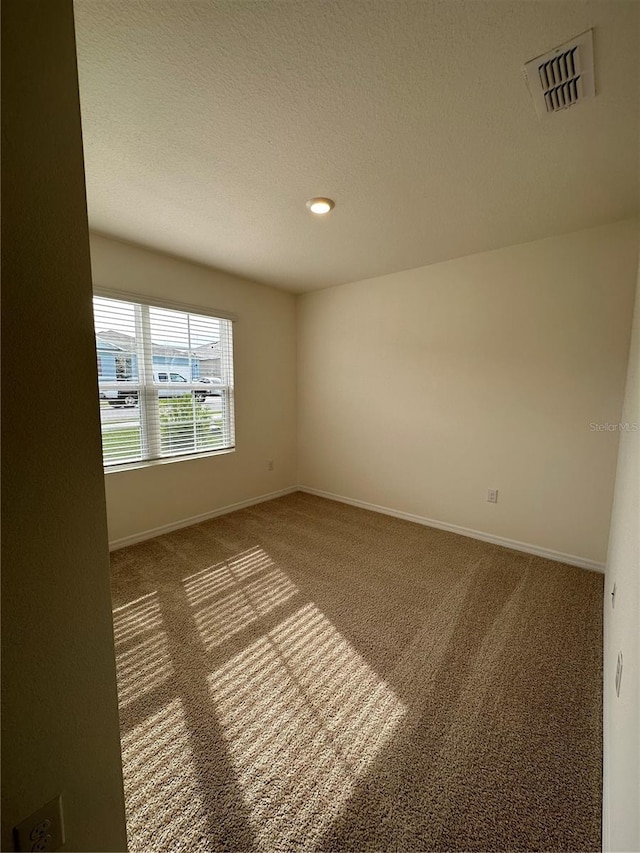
[95,336,129,381]
[95,330,220,380]
[192,341,221,379]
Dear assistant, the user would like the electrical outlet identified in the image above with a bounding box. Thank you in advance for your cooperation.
[487,489,498,503]
[267,460,274,471]
[615,651,623,697]
[13,796,64,852]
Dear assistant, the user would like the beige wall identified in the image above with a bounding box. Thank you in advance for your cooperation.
[0,2,127,850]
[603,247,640,852]
[298,220,639,565]
[89,234,297,545]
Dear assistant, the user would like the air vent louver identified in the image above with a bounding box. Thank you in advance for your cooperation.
[524,30,595,118]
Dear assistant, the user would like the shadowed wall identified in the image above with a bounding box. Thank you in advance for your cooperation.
[1,1,127,849]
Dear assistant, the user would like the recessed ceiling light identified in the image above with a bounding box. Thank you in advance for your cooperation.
[306,197,335,215]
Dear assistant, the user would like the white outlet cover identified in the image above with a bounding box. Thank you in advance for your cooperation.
[14,796,64,852]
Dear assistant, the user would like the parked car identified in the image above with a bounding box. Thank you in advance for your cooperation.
[100,380,139,408]
[197,377,224,396]
[102,372,208,407]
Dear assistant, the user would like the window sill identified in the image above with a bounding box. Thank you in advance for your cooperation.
[104,446,236,474]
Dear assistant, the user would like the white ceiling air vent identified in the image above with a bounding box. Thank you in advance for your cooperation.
[523,29,595,118]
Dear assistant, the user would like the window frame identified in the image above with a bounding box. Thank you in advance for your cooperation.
[94,289,237,472]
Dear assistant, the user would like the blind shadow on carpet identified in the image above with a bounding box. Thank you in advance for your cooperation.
[110,491,603,852]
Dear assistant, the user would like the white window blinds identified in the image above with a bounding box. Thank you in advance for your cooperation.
[93,295,235,468]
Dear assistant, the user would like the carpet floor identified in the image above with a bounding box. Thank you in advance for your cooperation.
[110,491,603,852]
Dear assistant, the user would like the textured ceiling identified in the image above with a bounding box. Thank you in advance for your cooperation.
[74,1,639,293]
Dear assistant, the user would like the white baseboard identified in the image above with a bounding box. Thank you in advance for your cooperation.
[108,487,298,551]
[298,486,605,573]
[109,483,605,573]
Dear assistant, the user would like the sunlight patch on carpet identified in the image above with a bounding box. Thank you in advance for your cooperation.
[207,602,406,850]
[184,547,299,649]
[113,592,173,707]
[120,697,210,851]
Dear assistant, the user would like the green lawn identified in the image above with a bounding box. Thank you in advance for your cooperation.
[102,427,142,462]
[102,421,224,463]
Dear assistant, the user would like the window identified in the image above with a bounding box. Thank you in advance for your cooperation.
[115,355,133,379]
[93,294,235,468]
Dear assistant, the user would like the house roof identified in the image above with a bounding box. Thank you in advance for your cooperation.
[96,330,220,359]
[95,336,125,352]
[193,342,221,360]
[96,330,132,351]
